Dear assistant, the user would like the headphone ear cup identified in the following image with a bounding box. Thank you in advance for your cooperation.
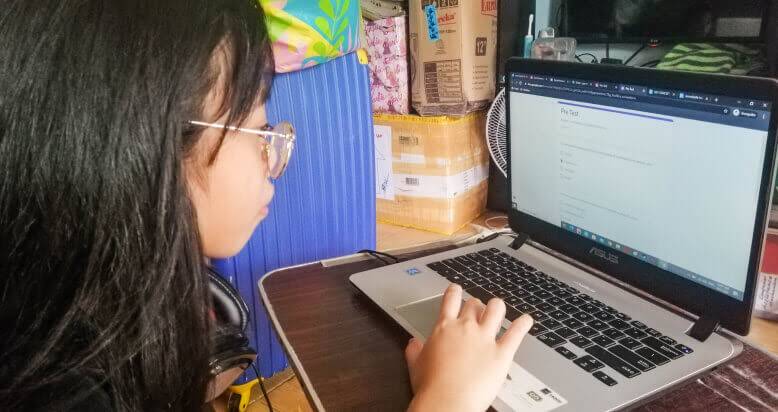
[206,267,257,380]
[208,267,250,331]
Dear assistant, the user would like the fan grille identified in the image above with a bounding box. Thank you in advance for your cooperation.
[485,87,507,177]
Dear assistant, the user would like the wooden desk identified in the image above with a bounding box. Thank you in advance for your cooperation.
[260,241,778,411]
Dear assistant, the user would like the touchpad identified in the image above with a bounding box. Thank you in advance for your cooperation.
[395,295,444,338]
[396,295,509,340]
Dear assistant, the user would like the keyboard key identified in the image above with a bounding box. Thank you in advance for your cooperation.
[529,323,548,336]
[445,262,468,273]
[512,288,531,299]
[576,326,599,338]
[602,328,625,340]
[572,312,594,322]
[659,336,677,345]
[571,336,593,348]
[530,311,549,321]
[645,328,661,337]
[566,296,585,306]
[555,346,577,360]
[494,289,512,299]
[565,286,580,295]
[536,290,553,300]
[593,371,618,386]
[610,345,655,372]
[496,302,517,318]
[458,280,475,289]
[548,310,569,321]
[592,335,615,347]
[510,277,529,287]
[585,346,641,378]
[427,262,446,271]
[587,320,609,331]
[465,286,494,303]
[603,306,618,314]
[609,319,631,330]
[541,283,560,293]
[536,302,555,312]
[483,283,501,292]
[614,312,631,321]
[554,290,573,299]
[635,347,670,365]
[641,337,683,359]
[537,332,566,348]
[580,303,599,313]
[505,296,522,307]
[525,296,544,305]
[470,276,490,286]
[458,270,479,280]
[541,319,563,330]
[631,320,647,329]
[517,303,535,313]
[590,300,606,309]
[556,327,577,339]
[579,294,594,301]
[444,273,467,283]
[618,337,641,350]
[594,311,615,322]
[546,297,566,306]
[624,328,648,339]
[574,355,604,372]
[524,284,541,293]
[562,318,585,329]
[559,304,578,313]
[675,344,694,354]
[501,282,521,292]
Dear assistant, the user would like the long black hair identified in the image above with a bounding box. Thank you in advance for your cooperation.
[0,1,273,410]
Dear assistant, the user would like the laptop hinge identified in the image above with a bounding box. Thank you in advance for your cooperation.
[509,233,529,250]
[686,315,720,342]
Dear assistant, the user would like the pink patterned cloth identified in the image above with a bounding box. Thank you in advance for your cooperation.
[365,16,409,114]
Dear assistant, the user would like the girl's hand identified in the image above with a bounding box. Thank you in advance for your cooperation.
[406,284,534,412]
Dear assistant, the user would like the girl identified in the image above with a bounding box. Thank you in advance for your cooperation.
[0,1,533,410]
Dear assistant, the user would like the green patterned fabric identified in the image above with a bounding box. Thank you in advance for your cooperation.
[260,0,362,73]
[657,43,763,75]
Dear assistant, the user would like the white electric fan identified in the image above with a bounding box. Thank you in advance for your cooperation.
[485,87,508,177]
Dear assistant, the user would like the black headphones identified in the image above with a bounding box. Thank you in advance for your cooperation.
[207,266,257,378]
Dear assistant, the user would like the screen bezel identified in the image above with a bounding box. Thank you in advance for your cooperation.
[505,58,778,336]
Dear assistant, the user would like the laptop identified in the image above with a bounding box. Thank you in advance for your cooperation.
[351,59,778,411]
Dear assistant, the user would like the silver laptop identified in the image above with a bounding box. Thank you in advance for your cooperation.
[351,59,778,411]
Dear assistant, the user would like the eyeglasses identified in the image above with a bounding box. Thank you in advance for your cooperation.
[188,120,295,179]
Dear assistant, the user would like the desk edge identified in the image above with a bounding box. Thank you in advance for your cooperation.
[259,264,327,412]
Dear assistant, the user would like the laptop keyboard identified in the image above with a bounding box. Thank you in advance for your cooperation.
[426,248,694,387]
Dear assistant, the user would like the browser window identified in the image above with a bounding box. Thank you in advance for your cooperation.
[509,73,771,300]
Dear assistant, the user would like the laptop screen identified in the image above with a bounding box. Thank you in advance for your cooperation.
[509,72,772,301]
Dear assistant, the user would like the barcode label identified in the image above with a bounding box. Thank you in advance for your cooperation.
[399,135,419,145]
[405,177,420,186]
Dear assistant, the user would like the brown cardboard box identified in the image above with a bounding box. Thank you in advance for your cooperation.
[409,0,498,116]
[374,112,489,234]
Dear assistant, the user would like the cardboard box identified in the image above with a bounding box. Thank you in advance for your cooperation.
[409,0,498,116]
[366,16,410,114]
[374,112,489,234]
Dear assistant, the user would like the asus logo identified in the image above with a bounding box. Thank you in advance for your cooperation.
[589,247,619,264]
